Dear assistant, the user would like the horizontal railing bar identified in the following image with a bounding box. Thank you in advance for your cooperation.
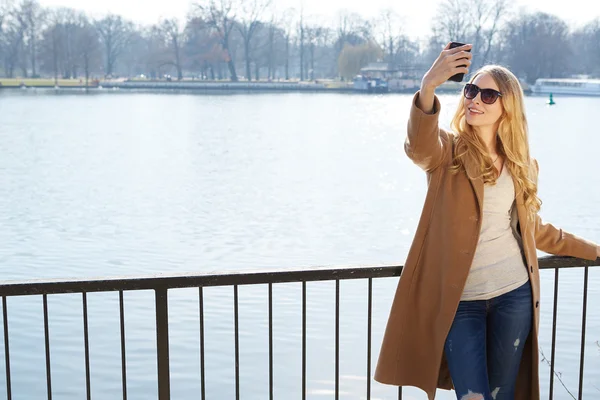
[0,256,598,297]
[0,266,402,296]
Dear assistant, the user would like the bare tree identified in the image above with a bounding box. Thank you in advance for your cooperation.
[375,8,403,68]
[303,20,331,81]
[260,13,292,81]
[95,14,133,77]
[40,9,101,84]
[278,8,295,80]
[469,0,510,68]
[235,0,270,81]
[298,5,304,80]
[265,14,277,79]
[304,22,316,80]
[19,0,45,77]
[571,19,600,77]
[75,16,101,87]
[116,28,158,78]
[49,8,82,78]
[335,10,367,54]
[184,16,226,80]
[39,9,62,83]
[255,19,280,80]
[257,9,293,81]
[195,0,239,81]
[432,0,470,43]
[248,21,275,80]
[3,9,26,77]
[502,11,571,83]
[333,10,370,79]
[157,18,184,80]
[429,0,509,71]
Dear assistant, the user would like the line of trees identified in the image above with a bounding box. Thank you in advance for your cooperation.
[1,0,600,84]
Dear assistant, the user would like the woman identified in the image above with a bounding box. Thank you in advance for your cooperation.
[373,43,600,400]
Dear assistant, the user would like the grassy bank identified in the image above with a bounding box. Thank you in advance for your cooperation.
[0,78,98,87]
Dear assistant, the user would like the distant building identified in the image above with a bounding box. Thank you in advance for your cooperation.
[356,62,421,92]
[359,62,401,79]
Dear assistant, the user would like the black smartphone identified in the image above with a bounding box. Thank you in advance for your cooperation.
[448,42,471,82]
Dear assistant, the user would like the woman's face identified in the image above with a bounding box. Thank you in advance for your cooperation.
[464,73,504,129]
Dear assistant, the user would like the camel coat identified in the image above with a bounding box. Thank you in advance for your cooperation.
[373,92,598,400]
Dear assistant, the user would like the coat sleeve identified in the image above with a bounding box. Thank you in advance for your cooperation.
[533,159,598,260]
[404,91,450,172]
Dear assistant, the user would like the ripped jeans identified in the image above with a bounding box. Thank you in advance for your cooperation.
[444,280,533,400]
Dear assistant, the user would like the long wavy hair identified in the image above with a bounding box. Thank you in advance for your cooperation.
[450,65,541,221]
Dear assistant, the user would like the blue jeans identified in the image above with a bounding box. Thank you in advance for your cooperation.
[444,280,533,400]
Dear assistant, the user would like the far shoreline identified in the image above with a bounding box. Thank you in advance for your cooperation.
[0,78,537,95]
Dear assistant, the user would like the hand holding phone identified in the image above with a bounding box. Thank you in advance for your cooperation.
[421,42,472,92]
[418,42,472,112]
[447,42,472,82]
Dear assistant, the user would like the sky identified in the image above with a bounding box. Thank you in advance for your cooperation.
[36,0,600,39]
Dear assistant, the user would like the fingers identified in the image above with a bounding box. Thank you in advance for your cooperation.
[447,65,469,76]
[448,50,473,62]
[426,43,472,87]
[449,57,472,69]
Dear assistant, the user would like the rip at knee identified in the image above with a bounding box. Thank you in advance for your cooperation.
[460,391,485,400]
[491,387,500,399]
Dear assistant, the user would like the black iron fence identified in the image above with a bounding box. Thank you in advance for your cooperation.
[0,255,598,400]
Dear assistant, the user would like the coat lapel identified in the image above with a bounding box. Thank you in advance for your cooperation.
[512,172,529,234]
[512,175,532,268]
[463,156,484,216]
[508,168,533,267]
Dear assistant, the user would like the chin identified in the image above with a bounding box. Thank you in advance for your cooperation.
[465,116,479,126]
[465,115,489,127]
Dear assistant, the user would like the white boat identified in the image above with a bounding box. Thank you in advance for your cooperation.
[531,78,600,96]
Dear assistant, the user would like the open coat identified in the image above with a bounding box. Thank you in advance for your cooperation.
[373,92,598,400]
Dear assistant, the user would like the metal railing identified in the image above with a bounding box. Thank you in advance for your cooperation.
[0,255,598,400]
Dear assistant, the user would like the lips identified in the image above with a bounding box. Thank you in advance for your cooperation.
[468,107,484,114]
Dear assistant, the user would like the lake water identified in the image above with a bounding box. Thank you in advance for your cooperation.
[0,89,598,400]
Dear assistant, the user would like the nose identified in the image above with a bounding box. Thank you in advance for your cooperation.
[466,93,481,106]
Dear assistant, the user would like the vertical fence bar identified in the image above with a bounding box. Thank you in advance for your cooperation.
[302,281,306,400]
[82,292,92,400]
[268,283,273,400]
[549,268,559,400]
[199,287,206,400]
[335,279,340,400]
[2,296,11,400]
[367,278,372,400]
[155,288,170,400]
[43,294,52,400]
[578,266,589,400]
[234,285,240,400]
[398,386,403,399]
[119,291,127,400]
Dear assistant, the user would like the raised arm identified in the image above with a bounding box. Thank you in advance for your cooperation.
[405,42,472,172]
[404,92,448,172]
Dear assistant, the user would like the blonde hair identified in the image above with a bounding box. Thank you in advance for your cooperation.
[450,65,541,221]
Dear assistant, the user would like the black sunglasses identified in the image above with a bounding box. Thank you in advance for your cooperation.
[464,83,503,105]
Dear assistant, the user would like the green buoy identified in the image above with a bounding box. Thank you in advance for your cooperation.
[546,93,556,105]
